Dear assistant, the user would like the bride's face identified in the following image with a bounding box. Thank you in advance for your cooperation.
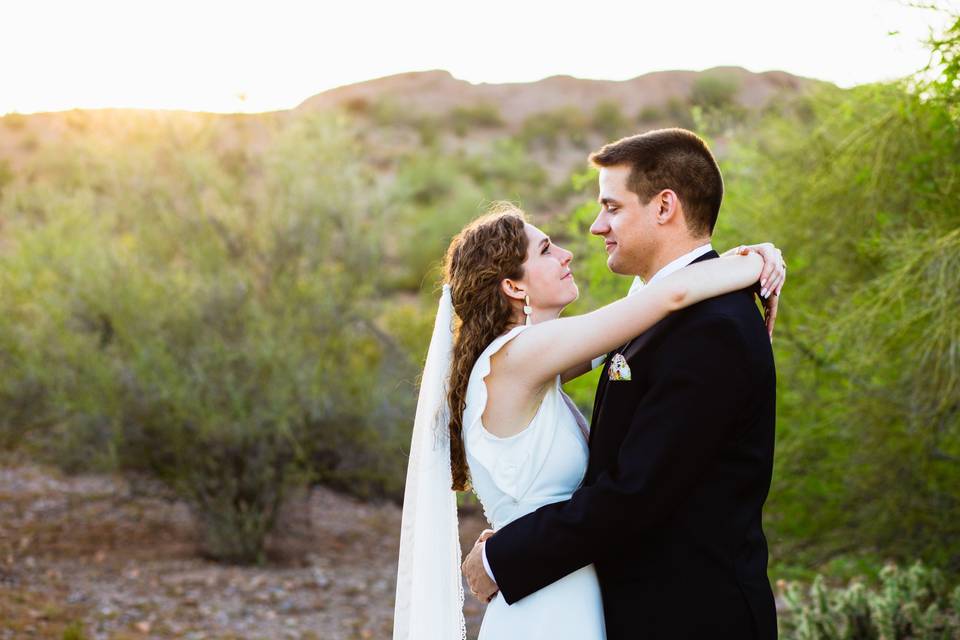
[510,223,578,313]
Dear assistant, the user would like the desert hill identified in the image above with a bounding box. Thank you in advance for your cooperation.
[296,66,824,124]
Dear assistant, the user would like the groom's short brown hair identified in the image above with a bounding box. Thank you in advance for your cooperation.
[589,128,723,236]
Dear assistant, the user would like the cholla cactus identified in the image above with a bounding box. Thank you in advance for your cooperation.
[783,575,840,640]
[781,561,960,640]
[835,581,875,640]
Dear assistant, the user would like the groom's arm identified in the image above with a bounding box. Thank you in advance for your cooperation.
[484,312,755,604]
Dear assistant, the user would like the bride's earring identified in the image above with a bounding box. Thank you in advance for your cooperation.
[523,295,532,326]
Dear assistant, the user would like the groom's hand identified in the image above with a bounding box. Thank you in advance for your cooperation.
[474,528,496,545]
[463,537,499,603]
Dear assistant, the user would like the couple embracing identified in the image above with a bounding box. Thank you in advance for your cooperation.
[394,128,785,640]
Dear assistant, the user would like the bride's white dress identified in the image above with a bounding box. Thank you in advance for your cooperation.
[463,325,607,640]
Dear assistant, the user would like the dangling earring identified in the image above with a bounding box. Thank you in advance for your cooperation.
[523,295,532,326]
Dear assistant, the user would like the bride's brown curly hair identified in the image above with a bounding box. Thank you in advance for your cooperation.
[442,203,529,491]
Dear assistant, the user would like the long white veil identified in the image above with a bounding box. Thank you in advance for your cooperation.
[393,283,466,640]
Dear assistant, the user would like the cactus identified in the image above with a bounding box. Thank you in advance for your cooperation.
[780,561,960,639]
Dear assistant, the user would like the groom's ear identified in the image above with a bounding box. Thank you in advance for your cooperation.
[654,189,681,225]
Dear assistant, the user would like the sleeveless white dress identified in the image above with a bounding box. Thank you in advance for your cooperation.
[463,325,607,640]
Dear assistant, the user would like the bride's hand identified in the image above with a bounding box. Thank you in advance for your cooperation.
[762,291,780,341]
[729,243,786,340]
[728,242,785,298]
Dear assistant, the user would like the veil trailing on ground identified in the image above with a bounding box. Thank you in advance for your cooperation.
[393,283,466,640]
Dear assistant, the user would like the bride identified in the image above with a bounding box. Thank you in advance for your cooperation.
[393,204,783,639]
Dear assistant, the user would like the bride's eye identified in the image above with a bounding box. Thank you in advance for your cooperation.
[542,243,550,255]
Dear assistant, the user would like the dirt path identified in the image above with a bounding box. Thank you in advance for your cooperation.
[0,460,489,639]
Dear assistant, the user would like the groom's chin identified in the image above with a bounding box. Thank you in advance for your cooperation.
[606,256,628,275]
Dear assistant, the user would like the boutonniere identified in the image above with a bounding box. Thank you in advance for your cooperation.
[607,353,631,381]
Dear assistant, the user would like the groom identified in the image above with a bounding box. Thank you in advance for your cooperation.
[462,128,779,639]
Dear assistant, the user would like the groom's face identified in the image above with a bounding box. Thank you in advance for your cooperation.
[591,165,659,276]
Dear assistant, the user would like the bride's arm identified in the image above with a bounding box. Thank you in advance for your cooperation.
[556,244,785,385]
[502,252,764,389]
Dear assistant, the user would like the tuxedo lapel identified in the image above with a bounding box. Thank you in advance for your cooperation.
[588,349,616,447]
[587,250,720,448]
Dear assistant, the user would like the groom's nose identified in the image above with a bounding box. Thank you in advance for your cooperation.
[590,210,610,236]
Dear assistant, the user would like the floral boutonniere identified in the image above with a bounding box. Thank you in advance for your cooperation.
[607,353,631,381]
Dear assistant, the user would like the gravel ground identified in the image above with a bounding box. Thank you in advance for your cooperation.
[0,460,489,639]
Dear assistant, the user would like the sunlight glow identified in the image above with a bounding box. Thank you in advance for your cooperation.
[2,0,954,115]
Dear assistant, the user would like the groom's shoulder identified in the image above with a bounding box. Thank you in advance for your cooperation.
[666,288,765,351]
[684,286,758,324]
[672,289,773,369]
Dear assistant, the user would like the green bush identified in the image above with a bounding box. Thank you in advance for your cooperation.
[636,105,664,124]
[691,71,741,110]
[591,100,630,139]
[0,158,13,195]
[690,71,748,134]
[720,11,960,571]
[61,621,87,640]
[368,97,441,146]
[518,107,590,153]
[0,112,406,562]
[449,103,504,136]
[1,111,27,131]
[384,149,525,291]
[663,97,695,129]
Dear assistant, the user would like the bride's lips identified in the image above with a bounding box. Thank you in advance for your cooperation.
[562,271,573,280]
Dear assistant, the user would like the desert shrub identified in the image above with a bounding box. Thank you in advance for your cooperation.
[719,11,960,571]
[0,158,13,194]
[459,138,548,199]
[663,97,695,129]
[0,112,404,562]
[636,105,664,123]
[591,100,631,139]
[342,96,371,115]
[518,107,590,153]
[1,111,27,131]
[690,71,748,133]
[385,152,485,291]
[449,102,504,136]
[369,97,441,146]
[780,562,960,639]
[691,70,741,110]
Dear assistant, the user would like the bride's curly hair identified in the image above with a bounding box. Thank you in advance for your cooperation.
[442,203,529,491]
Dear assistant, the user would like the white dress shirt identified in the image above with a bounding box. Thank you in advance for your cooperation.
[480,243,715,583]
[628,242,715,293]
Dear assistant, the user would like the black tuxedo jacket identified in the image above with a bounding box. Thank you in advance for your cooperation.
[485,251,778,639]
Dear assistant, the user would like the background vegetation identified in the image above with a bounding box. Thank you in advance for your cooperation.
[0,6,957,635]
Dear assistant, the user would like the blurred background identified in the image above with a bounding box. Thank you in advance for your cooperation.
[1,1,958,638]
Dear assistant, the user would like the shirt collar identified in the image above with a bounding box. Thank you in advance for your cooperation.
[628,243,714,295]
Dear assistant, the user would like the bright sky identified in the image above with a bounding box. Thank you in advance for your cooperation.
[2,0,955,115]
